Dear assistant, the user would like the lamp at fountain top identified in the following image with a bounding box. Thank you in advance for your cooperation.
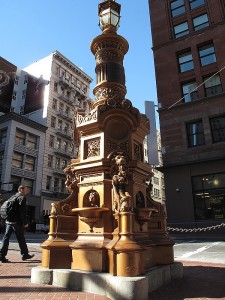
[98,0,121,34]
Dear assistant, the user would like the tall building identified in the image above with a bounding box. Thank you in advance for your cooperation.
[144,101,165,204]
[0,112,47,223]
[0,51,92,223]
[23,51,93,217]
[148,0,225,227]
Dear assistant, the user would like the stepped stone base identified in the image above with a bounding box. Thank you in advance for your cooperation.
[31,262,183,300]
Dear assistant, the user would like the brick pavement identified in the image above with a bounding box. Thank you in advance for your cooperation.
[0,242,109,300]
[1,236,225,300]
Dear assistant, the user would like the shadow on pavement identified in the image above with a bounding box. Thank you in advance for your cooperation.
[150,263,225,300]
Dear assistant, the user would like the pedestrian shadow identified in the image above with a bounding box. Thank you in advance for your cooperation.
[0,286,68,293]
[0,275,30,279]
[14,260,41,264]
[149,264,225,300]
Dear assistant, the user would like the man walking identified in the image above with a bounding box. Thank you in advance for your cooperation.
[0,185,34,263]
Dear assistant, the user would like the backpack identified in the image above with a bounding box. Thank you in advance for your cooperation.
[0,195,19,221]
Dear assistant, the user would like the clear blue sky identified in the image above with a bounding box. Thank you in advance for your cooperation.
[1,0,158,117]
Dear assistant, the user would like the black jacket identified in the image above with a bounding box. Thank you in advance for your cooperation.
[7,192,27,225]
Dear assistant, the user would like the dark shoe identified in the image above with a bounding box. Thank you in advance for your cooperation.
[22,254,34,261]
[0,257,10,263]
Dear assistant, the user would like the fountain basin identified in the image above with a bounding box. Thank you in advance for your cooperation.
[72,207,109,232]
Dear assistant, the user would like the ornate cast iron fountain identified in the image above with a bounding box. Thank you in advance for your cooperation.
[41,0,174,276]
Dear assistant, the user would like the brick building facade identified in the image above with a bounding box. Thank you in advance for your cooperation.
[148,0,225,227]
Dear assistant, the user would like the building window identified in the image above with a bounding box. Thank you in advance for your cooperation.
[210,115,225,143]
[61,159,67,169]
[82,85,87,93]
[199,44,216,66]
[193,14,209,31]
[65,106,69,117]
[12,91,17,100]
[192,173,225,220]
[0,128,7,144]
[22,90,27,99]
[20,105,24,115]
[189,0,205,10]
[64,123,68,134]
[171,0,185,17]
[57,120,62,131]
[52,98,57,110]
[66,90,71,99]
[153,177,159,185]
[59,102,64,113]
[56,65,60,76]
[186,120,205,147]
[54,178,59,192]
[153,188,160,198]
[23,178,33,194]
[15,129,26,145]
[61,179,65,192]
[14,76,19,85]
[56,137,61,149]
[12,152,23,168]
[174,22,189,38]
[27,134,37,149]
[71,77,76,86]
[47,155,53,167]
[25,155,35,171]
[54,82,58,92]
[204,74,222,97]
[10,176,21,191]
[0,152,4,167]
[182,81,199,102]
[46,176,51,190]
[77,81,81,89]
[24,75,28,84]
[55,157,60,170]
[62,141,68,151]
[49,135,54,147]
[51,116,56,128]
[178,51,194,72]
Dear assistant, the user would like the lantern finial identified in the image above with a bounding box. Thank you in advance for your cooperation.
[98,0,121,33]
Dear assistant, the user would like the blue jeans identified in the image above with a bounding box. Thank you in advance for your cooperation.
[0,223,28,258]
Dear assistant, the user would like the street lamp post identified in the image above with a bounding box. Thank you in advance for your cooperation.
[98,0,121,33]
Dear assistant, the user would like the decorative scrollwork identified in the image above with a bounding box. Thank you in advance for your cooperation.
[87,139,100,158]
[96,50,122,64]
[64,163,79,193]
[95,86,125,102]
[133,143,142,161]
[76,109,97,126]
[108,140,129,153]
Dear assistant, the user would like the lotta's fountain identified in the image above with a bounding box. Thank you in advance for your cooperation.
[31,1,183,299]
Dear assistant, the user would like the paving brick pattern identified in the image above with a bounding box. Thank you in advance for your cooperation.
[0,243,109,300]
[1,238,225,299]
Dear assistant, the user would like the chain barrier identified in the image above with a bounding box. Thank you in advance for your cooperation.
[167,222,225,233]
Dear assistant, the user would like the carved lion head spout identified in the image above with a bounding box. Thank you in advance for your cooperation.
[89,190,100,207]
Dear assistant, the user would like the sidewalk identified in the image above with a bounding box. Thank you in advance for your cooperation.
[0,242,109,300]
[0,234,225,299]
